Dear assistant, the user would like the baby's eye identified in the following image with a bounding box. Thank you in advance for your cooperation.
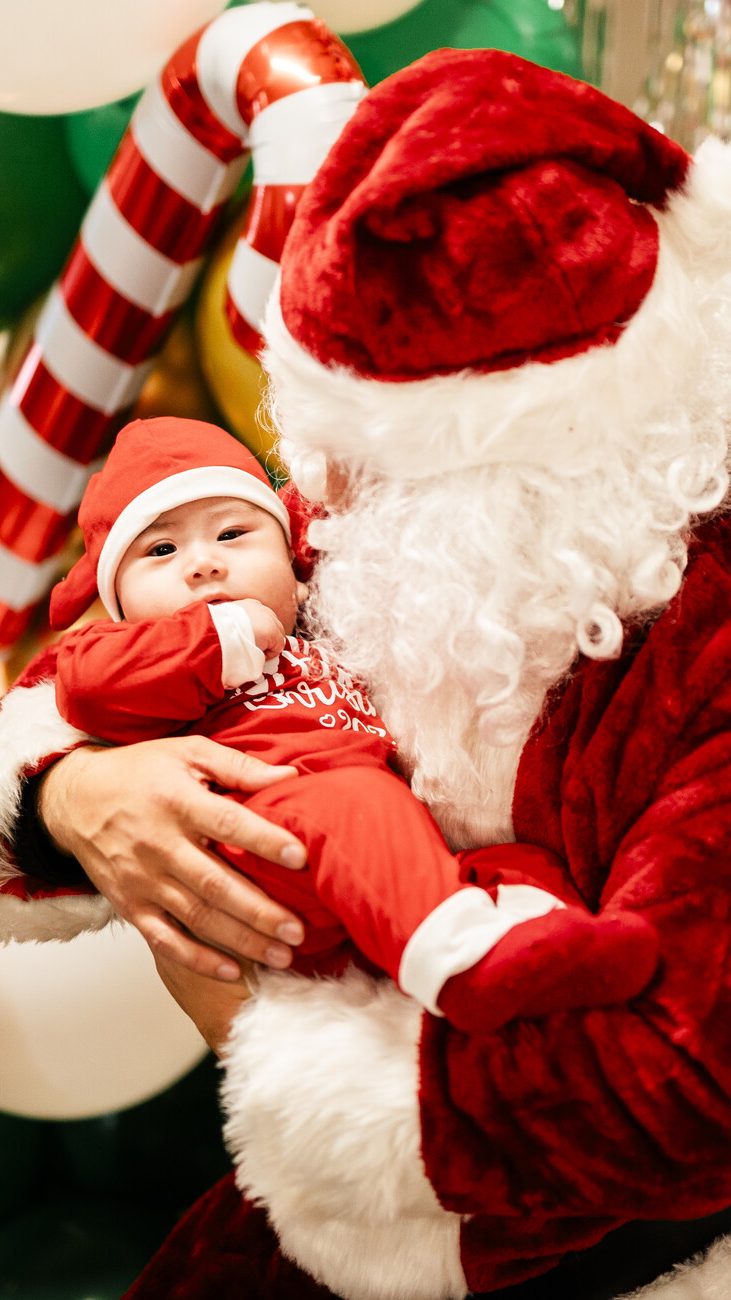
[148,542,176,557]
[218,528,246,542]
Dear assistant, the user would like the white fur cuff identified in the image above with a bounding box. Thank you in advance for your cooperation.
[399,883,564,1015]
[221,967,468,1300]
[219,966,731,1300]
[0,679,114,941]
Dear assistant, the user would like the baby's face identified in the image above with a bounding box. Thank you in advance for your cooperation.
[115,496,300,629]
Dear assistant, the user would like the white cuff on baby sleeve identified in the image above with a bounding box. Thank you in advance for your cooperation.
[208,602,266,689]
[398,884,565,1016]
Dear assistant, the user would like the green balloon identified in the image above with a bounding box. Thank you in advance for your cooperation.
[0,1112,45,1218]
[62,1,582,204]
[55,1055,229,1201]
[64,94,140,197]
[0,1061,229,1297]
[342,0,583,85]
[0,1196,176,1299]
[0,113,87,328]
[0,1061,229,1298]
[231,0,582,83]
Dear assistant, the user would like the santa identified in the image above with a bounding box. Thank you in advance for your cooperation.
[3,47,731,1300]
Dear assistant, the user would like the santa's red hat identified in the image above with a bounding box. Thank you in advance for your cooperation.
[50,416,290,630]
[264,48,731,482]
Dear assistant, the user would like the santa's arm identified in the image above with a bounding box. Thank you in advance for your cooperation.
[0,634,306,961]
[421,712,731,1216]
[422,713,731,1218]
[218,714,731,1300]
[55,601,265,742]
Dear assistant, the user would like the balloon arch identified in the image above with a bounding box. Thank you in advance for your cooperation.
[0,2,366,653]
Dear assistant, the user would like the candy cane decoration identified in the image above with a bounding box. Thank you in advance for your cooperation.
[0,2,366,652]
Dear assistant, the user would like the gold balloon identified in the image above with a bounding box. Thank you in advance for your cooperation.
[132,308,219,425]
[0,297,43,392]
[2,605,55,692]
[195,216,285,479]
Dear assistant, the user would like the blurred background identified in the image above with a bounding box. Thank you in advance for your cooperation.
[0,1,727,1295]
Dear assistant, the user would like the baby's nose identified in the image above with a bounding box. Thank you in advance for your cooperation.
[187,549,226,581]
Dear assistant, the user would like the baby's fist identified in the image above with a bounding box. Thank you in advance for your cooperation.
[238,599,286,659]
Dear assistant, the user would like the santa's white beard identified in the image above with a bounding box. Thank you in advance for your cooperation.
[302,438,728,850]
[267,221,731,848]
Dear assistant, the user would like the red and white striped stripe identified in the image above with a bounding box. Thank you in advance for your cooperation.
[0,1,366,652]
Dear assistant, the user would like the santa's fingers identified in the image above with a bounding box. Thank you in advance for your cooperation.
[176,737,308,868]
[147,847,305,973]
[128,903,243,982]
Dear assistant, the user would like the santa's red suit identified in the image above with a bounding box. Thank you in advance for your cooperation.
[3,44,731,1300]
[2,513,731,1297]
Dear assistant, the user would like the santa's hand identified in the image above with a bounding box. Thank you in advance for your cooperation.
[236,598,287,658]
[154,954,251,1055]
[37,738,307,979]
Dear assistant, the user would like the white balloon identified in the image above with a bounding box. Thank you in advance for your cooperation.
[0,0,228,115]
[312,0,421,32]
[0,925,207,1119]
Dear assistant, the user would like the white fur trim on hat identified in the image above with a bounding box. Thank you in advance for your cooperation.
[264,138,731,487]
[97,465,292,620]
[222,967,468,1300]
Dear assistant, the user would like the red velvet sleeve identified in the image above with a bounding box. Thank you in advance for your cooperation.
[420,696,731,1237]
[55,603,226,742]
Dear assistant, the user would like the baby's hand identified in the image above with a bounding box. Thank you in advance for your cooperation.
[237,599,287,659]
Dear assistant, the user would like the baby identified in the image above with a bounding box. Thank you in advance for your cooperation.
[50,416,658,1030]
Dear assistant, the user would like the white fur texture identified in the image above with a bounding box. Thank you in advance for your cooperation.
[619,1234,731,1299]
[0,679,113,940]
[223,971,731,1300]
[265,138,731,488]
[0,887,113,943]
[222,968,467,1300]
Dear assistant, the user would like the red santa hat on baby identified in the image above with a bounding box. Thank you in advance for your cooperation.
[50,416,291,630]
[264,48,731,482]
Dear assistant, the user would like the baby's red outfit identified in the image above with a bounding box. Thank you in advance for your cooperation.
[56,601,470,984]
[54,599,657,1028]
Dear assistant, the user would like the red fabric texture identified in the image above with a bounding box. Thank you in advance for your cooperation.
[438,901,658,1035]
[54,607,395,766]
[14,642,60,690]
[419,513,731,1292]
[120,513,731,1293]
[221,767,464,980]
[279,48,689,381]
[122,1174,336,1300]
[0,875,96,900]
